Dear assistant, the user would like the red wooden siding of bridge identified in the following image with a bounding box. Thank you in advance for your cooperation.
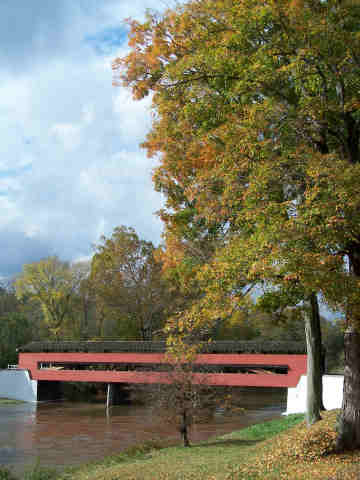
[18,352,307,388]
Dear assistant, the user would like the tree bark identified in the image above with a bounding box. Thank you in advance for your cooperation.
[181,410,190,447]
[336,327,360,451]
[336,247,360,451]
[82,296,89,339]
[305,292,324,426]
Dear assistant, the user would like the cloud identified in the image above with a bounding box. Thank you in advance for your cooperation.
[0,0,164,277]
[0,228,53,277]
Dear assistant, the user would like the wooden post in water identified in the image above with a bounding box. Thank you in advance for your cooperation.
[106,383,113,409]
[106,383,129,408]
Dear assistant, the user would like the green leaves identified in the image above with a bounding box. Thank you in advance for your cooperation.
[90,226,171,340]
[118,0,360,348]
[15,256,77,337]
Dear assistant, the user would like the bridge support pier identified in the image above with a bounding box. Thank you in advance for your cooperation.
[106,383,128,407]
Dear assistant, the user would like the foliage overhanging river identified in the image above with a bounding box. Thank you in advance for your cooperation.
[0,387,286,474]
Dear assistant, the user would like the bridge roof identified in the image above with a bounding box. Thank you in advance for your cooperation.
[18,340,306,354]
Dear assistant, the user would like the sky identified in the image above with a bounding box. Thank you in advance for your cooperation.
[0,0,170,278]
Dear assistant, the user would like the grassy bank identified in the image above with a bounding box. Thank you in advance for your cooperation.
[0,398,24,405]
[2,410,360,479]
[58,414,304,480]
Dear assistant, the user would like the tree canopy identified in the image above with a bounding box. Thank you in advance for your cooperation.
[90,225,172,340]
[15,256,79,338]
[116,0,360,448]
[115,0,360,306]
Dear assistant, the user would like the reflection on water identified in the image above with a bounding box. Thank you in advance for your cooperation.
[0,403,37,470]
[0,388,286,474]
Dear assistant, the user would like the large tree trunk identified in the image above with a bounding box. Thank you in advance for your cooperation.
[82,297,90,339]
[336,248,360,451]
[336,328,360,451]
[305,293,324,426]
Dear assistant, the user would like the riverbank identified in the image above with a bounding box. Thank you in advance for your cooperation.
[54,409,360,480]
[57,414,304,480]
[2,410,360,479]
[0,398,24,405]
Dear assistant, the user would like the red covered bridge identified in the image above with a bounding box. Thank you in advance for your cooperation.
[18,341,307,388]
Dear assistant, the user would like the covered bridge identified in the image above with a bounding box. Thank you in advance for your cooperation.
[17,340,307,389]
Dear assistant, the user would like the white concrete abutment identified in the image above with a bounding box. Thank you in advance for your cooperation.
[0,369,37,403]
[284,374,344,415]
[0,369,344,414]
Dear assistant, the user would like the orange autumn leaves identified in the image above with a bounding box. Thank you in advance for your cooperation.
[115,0,360,334]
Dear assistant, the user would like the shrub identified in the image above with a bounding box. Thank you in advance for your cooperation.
[0,467,17,480]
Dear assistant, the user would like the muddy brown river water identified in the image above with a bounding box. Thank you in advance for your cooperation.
[0,388,286,474]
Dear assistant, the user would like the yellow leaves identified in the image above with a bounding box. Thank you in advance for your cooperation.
[294,421,338,461]
[14,256,77,336]
[165,331,202,365]
[232,410,360,479]
[117,0,360,340]
[284,273,300,282]
[158,235,186,272]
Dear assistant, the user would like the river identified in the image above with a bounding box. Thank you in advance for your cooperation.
[0,388,286,475]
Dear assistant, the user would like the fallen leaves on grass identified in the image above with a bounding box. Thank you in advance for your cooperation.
[228,410,360,480]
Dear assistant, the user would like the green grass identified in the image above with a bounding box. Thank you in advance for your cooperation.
[0,398,25,405]
[0,465,58,480]
[0,466,17,480]
[57,414,305,480]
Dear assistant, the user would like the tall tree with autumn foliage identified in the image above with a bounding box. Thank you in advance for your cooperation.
[90,226,173,340]
[115,0,360,448]
[116,0,324,425]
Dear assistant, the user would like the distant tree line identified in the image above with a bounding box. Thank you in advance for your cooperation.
[0,224,343,372]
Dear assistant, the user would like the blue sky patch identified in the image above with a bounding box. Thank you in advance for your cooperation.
[85,26,129,55]
[0,164,32,179]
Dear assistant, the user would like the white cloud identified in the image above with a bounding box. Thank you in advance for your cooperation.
[0,0,165,277]
[113,89,153,145]
[51,123,83,151]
